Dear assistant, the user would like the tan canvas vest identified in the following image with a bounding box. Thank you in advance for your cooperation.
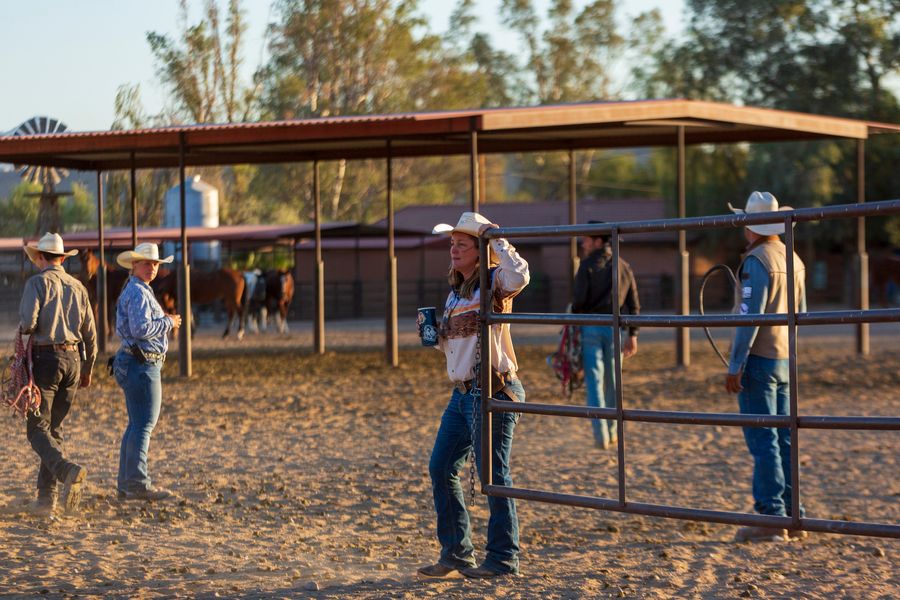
[743,240,806,360]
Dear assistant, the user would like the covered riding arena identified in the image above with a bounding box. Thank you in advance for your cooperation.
[0,101,898,597]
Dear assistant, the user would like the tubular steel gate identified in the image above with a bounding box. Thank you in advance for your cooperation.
[476,198,900,539]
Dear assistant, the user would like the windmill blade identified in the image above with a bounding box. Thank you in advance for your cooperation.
[12,116,69,188]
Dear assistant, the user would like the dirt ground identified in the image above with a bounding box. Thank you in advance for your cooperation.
[0,327,897,599]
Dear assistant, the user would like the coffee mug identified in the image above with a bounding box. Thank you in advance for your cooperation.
[417,306,438,346]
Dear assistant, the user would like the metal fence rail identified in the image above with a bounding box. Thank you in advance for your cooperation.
[476,198,900,539]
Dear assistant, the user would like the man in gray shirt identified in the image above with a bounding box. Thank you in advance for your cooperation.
[19,233,97,515]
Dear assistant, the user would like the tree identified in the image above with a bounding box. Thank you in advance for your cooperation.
[147,0,255,123]
[634,0,900,245]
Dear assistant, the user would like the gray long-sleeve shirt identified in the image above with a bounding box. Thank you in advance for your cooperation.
[19,265,97,374]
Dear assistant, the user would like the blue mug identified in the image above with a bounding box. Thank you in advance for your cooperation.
[417,306,438,346]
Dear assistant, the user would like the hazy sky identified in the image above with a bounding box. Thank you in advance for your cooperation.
[0,0,685,133]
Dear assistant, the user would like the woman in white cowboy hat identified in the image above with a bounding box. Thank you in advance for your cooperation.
[418,212,529,579]
[112,243,181,501]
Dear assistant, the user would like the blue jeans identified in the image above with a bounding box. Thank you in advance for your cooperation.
[738,354,804,517]
[428,378,524,574]
[114,351,163,493]
[582,326,619,445]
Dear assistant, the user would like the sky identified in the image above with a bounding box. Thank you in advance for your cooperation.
[0,0,685,134]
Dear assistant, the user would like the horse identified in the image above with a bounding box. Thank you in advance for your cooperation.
[154,268,246,339]
[77,248,130,339]
[264,269,295,334]
[241,269,295,334]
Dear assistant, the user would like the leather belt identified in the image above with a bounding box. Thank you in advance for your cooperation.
[33,343,78,352]
[454,371,512,395]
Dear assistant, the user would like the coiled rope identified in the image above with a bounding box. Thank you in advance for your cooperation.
[1,331,41,418]
[698,264,738,368]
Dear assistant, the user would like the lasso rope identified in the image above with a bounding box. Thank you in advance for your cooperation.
[699,264,739,368]
[1,331,41,418]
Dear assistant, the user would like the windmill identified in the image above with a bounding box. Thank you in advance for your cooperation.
[12,116,73,235]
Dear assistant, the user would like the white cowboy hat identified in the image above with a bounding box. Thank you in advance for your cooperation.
[728,191,794,236]
[24,232,78,263]
[431,211,495,236]
[116,242,174,269]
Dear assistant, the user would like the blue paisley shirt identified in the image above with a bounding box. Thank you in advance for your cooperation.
[116,276,173,355]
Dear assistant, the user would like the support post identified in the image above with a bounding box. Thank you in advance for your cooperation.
[568,149,578,301]
[855,139,869,355]
[177,134,192,377]
[676,126,691,367]
[470,127,479,212]
[95,171,107,354]
[130,152,138,248]
[386,141,399,366]
[313,160,325,354]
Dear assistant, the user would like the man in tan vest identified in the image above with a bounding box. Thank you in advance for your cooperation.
[724,192,807,543]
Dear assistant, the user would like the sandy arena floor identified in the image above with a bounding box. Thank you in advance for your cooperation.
[0,325,898,599]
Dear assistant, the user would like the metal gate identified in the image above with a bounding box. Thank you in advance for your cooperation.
[476,198,900,539]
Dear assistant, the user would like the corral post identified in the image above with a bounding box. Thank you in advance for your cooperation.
[568,149,578,302]
[313,160,325,354]
[611,227,626,506]
[95,170,107,355]
[177,134,192,377]
[856,139,869,355]
[676,125,691,367]
[478,236,492,488]
[385,141,399,367]
[784,214,802,528]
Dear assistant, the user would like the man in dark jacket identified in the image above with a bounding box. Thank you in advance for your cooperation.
[572,221,640,449]
[19,233,97,515]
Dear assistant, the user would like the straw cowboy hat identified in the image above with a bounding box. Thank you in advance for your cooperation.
[431,211,495,236]
[116,242,174,269]
[24,232,78,264]
[728,191,794,236]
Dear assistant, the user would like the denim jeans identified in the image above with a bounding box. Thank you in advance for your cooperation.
[428,378,524,574]
[114,351,163,493]
[581,326,619,445]
[26,348,81,495]
[738,354,804,517]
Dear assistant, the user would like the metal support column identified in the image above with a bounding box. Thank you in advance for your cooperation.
[676,126,690,366]
[95,171,108,354]
[568,149,578,301]
[130,152,138,248]
[177,134,192,377]
[478,236,492,487]
[313,160,325,354]
[385,141,399,366]
[856,140,869,355]
[470,127,479,212]
[611,227,626,506]
[784,214,802,528]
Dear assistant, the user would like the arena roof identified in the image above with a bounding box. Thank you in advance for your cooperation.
[1,100,898,171]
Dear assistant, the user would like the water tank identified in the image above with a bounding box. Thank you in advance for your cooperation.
[163,175,220,264]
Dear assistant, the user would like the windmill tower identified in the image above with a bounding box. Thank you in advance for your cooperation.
[12,116,73,235]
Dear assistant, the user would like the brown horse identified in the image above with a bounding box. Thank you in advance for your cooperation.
[154,268,246,339]
[77,248,130,338]
[265,269,295,333]
[241,269,295,334]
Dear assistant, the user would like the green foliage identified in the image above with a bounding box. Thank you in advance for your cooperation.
[0,182,41,236]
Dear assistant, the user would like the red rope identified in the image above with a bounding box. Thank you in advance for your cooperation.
[2,331,41,418]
